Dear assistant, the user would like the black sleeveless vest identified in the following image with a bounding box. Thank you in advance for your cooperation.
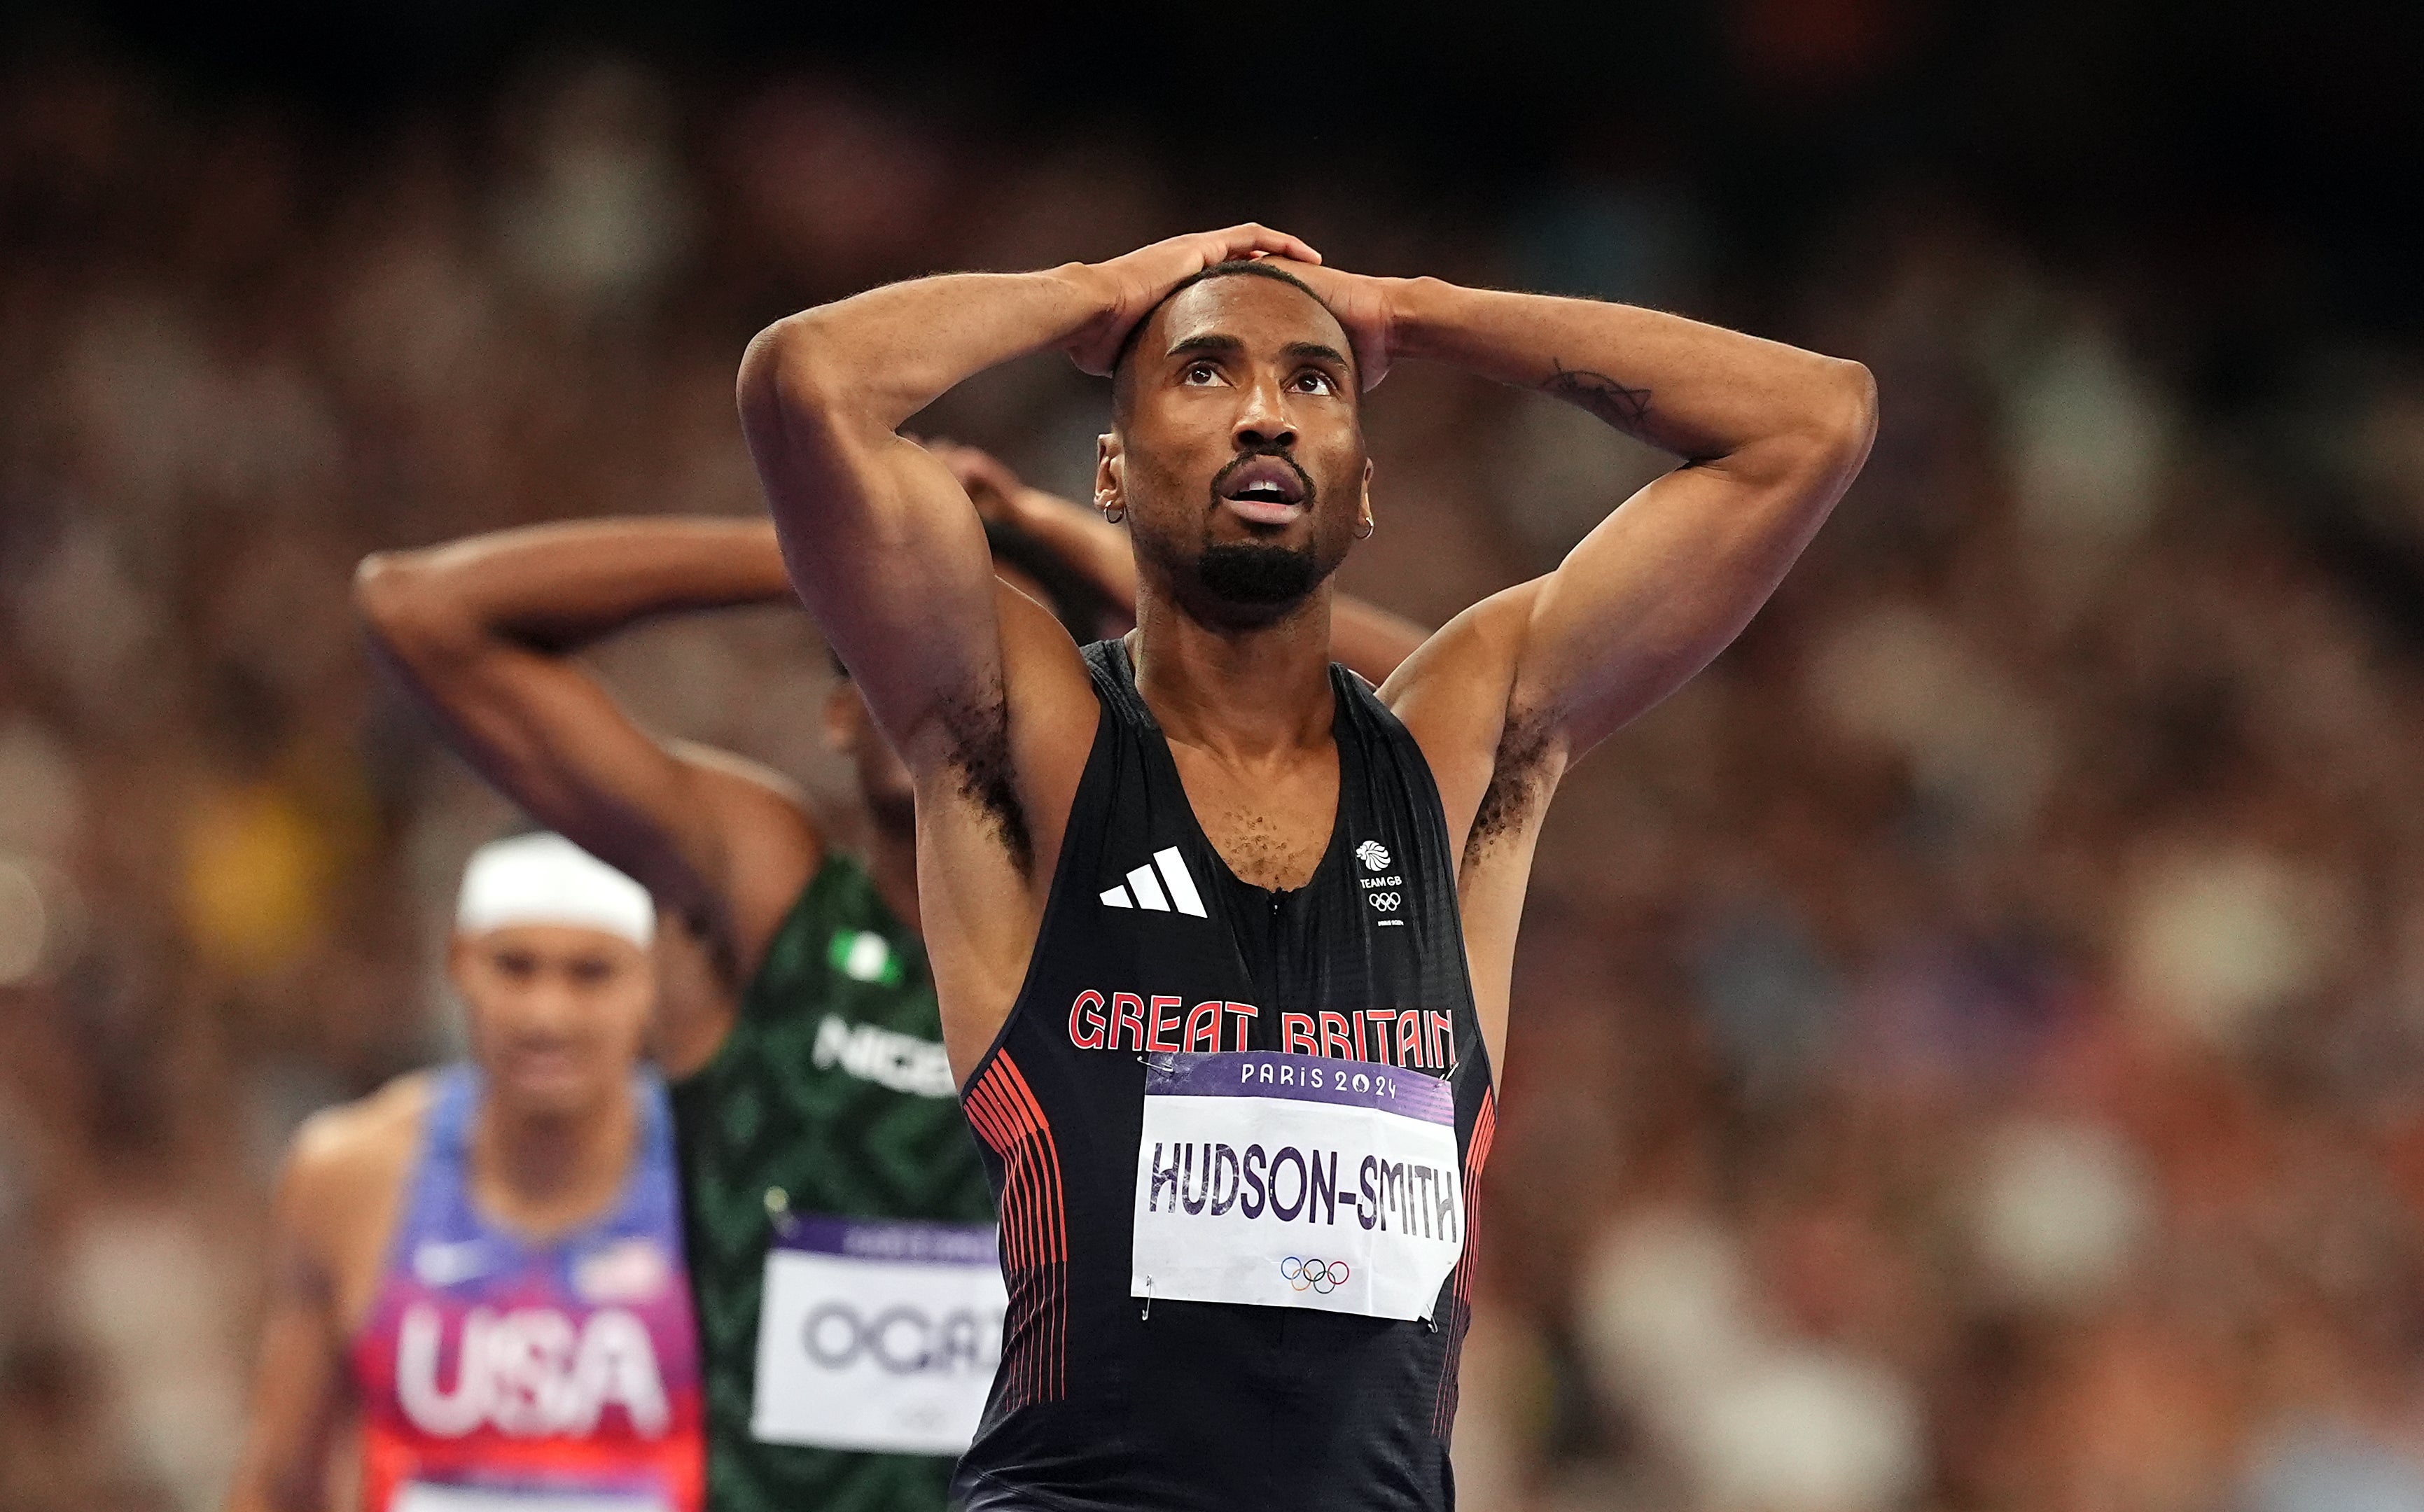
[954,640,1497,1512]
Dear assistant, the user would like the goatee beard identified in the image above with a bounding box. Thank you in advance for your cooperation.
[1195,540,1324,607]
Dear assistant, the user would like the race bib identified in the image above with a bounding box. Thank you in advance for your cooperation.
[1130,1051,1464,1322]
[394,1486,666,1512]
[749,1215,1006,1455]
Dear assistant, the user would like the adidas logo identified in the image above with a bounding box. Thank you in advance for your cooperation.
[1099,846,1208,917]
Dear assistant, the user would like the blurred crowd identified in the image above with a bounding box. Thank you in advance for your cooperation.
[6,48,2424,1512]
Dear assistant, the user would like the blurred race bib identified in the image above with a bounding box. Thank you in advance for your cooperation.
[749,1214,1005,1455]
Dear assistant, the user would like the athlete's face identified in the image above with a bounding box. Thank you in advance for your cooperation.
[1102,276,1372,626]
[451,924,652,1119]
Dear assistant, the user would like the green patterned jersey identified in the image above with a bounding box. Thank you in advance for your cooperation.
[668,854,993,1512]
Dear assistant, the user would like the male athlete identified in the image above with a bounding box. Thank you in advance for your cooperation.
[228,833,702,1512]
[351,451,1425,1511]
[737,225,1876,1509]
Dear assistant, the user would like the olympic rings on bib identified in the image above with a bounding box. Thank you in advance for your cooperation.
[1281,1256,1351,1294]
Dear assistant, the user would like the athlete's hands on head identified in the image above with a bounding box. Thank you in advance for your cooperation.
[1269,259,1400,391]
[1065,224,1322,376]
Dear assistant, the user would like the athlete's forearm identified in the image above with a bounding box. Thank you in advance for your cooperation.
[1367,279,1874,759]
[1385,277,1874,478]
[743,227,1321,450]
[741,268,1109,447]
[737,230,1320,746]
[357,519,795,657]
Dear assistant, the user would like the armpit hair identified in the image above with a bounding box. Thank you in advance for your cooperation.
[938,683,1033,876]
[1463,708,1556,868]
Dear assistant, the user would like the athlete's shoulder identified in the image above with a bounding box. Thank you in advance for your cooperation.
[662,735,825,927]
[1377,584,1536,712]
[664,737,813,816]
[1372,584,1551,872]
[282,1071,436,1205]
[1378,587,1536,755]
[998,582,1104,729]
[270,1072,435,1302]
[724,850,861,994]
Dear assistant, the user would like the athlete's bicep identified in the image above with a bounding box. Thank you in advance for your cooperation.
[741,346,1004,780]
[1509,454,1841,758]
[1390,459,1838,858]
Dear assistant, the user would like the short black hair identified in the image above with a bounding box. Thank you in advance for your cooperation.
[829,513,1119,679]
[1109,259,1349,416]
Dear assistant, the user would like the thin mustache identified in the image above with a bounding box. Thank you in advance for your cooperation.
[1211,447,1316,505]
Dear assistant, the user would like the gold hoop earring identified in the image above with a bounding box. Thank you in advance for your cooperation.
[1354,516,1374,539]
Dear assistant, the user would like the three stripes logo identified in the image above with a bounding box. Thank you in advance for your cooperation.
[1099,846,1207,918]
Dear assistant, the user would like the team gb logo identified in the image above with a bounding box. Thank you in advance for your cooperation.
[1355,841,1391,873]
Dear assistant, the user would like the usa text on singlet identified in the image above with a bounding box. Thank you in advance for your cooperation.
[953,640,1498,1512]
[351,1067,705,1512]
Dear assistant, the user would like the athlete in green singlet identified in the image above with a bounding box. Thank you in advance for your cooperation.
[355,445,1426,1512]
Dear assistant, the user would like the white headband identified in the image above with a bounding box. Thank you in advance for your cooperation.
[455,833,654,948]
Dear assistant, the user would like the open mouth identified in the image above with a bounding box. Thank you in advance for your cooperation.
[1216,454,1311,524]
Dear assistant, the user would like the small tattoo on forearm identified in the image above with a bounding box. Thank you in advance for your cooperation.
[1543,360,1652,432]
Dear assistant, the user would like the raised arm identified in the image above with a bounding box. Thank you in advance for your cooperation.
[1296,267,1875,820]
[734,226,1321,788]
[355,520,817,1065]
[927,440,1433,685]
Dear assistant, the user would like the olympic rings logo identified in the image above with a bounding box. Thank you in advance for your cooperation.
[1367,892,1400,912]
[1282,1256,1351,1294]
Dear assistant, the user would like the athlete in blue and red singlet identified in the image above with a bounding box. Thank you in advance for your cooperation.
[228,834,704,1512]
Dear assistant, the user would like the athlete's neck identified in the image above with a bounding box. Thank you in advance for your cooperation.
[469,1087,637,1240]
[1130,585,1335,763]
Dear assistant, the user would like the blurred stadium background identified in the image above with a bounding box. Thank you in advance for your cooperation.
[5,3,2424,1508]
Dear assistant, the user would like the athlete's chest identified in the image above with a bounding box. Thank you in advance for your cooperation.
[1164,740,1340,892]
[770,916,955,1098]
[1054,648,1475,1060]
[1071,776,1458,1056]
[355,1204,697,1432]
